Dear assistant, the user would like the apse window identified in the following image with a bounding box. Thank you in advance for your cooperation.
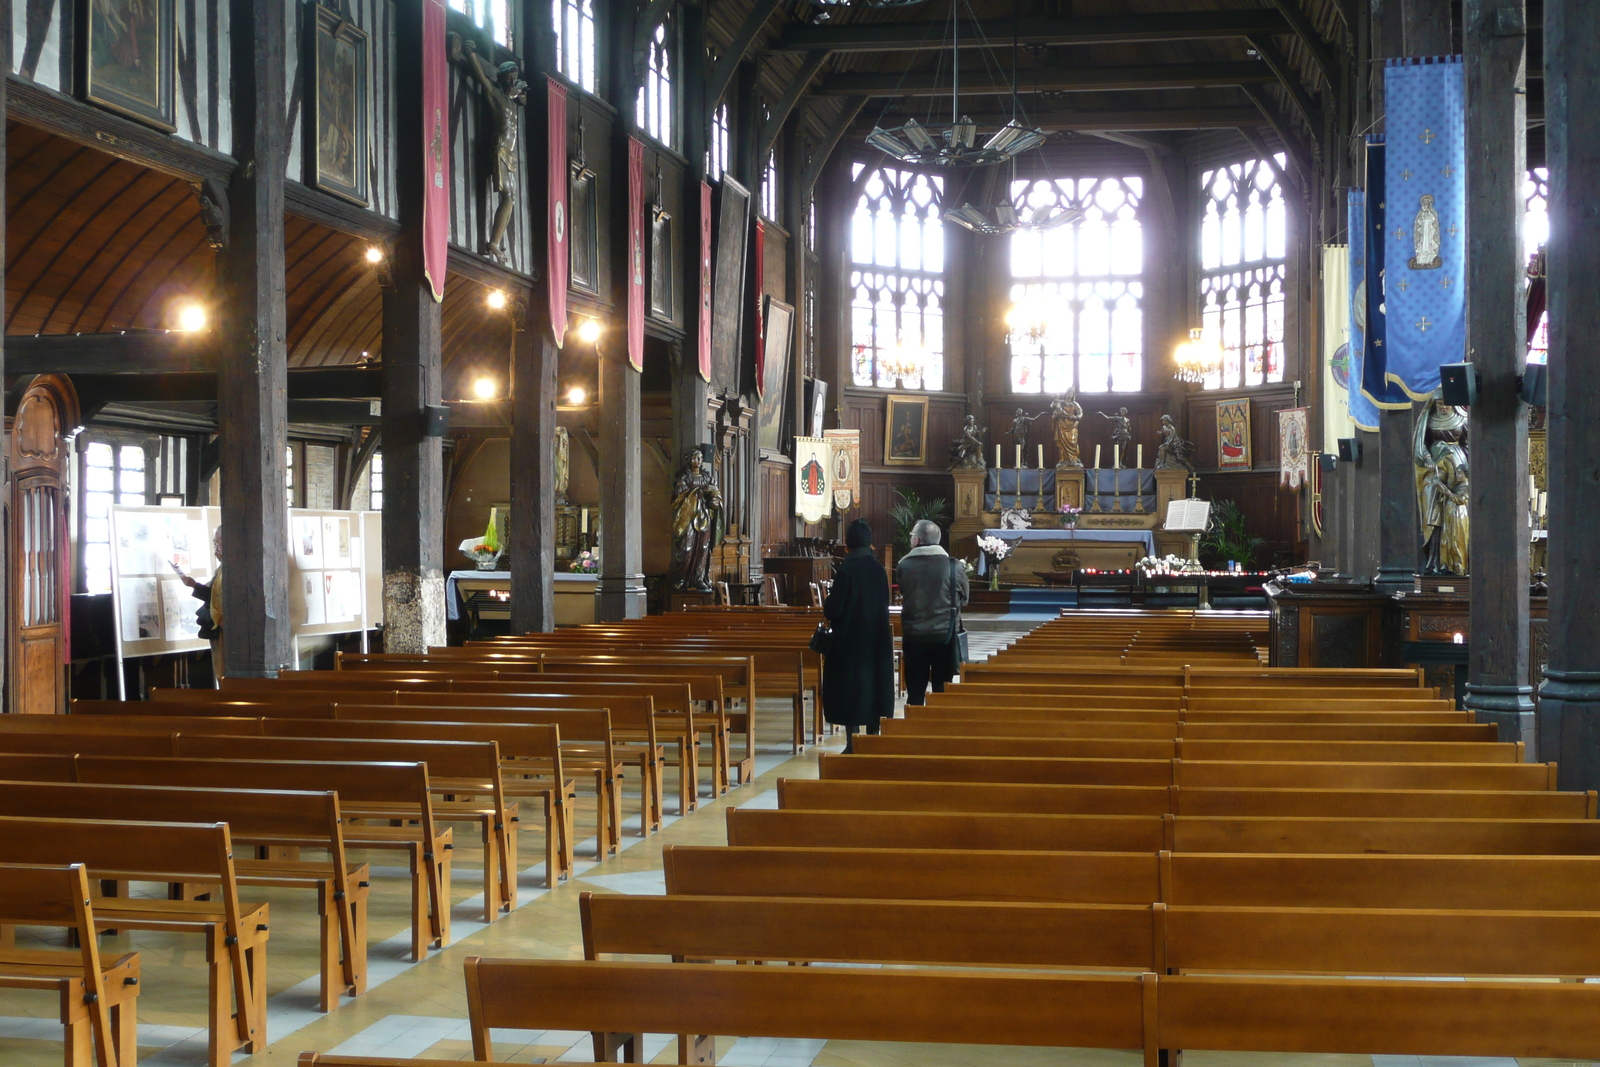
[1198,156,1288,390]
[553,0,595,91]
[1008,176,1144,394]
[635,19,674,147]
[849,164,945,392]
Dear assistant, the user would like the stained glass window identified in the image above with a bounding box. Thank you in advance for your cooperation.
[1198,157,1287,389]
[636,20,673,147]
[449,0,510,45]
[553,0,595,92]
[849,164,945,391]
[1008,176,1144,394]
[761,150,779,220]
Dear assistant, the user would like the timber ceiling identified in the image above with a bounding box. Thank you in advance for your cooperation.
[8,126,513,384]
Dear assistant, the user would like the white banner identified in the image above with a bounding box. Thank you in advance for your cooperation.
[822,428,859,511]
[794,436,833,524]
[1321,244,1353,450]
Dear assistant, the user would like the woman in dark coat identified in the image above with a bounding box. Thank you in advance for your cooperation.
[822,519,895,752]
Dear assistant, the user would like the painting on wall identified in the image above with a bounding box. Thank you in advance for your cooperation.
[884,394,929,466]
[1216,399,1253,470]
[82,0,177,131]
[757,298,794,453]
[711,177,751,395]
[309,3,370,206]
[569,161,600,293]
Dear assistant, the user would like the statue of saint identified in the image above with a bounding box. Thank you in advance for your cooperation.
[554,426,571,505]
[449,34,526,263]
[1050,390,1083,468]
[948,415,987,470]
[1010,408,1042,452]
[671,447,723,592]
[1414,394,1470,575]
[1099,407,1133,450]
[1409,194,1444,271]
[1154,414,1196,471]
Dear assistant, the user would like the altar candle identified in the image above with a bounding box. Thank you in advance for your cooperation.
[1137,444,1143,470]
[580,508,588,534]
[1038,445,1044,469]
[996,445,1002,469]
[1015,445,1022,469]
[1095,445,1102,469]
[1114,445,1121,469]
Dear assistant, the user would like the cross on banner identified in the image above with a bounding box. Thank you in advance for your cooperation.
[1420,128,1436,144]
[1442,166,1454,177]
[1398,279,1410,291]
[1401,169,1413,181]
[1416,316,1434,332]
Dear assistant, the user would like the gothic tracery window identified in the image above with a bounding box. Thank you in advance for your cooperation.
[1199,156,1288,390]
[636,20,674,147]
[708,102,730,179]
[553,0,595,92]
[849,164,945,391]
[1008,176,1144,394]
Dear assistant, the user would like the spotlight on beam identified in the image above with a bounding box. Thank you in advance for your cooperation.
[576,318,602,344]
[566,386,588,405]
[472,376,498,400]
[486,289,508,310]
[364,246,384,264]
[175,304,208,333]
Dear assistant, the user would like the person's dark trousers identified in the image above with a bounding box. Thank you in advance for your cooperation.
[902,639,950,706]
[842,718,881,754]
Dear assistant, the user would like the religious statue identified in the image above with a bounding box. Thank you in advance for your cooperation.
[554,426,571,505]
[1099,407,1133,450]
[1154,414,1196,471]
[448,33,527,264]
[1413,394,1470,575]
[948,414,987,470]
[1010,408,1042,452]
[1050,390,1083,468]
[671,447,723,592]
[1409,194,1444,271]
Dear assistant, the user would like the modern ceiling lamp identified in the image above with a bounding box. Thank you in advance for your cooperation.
[945,169,1085,235]
[865,0,1046,168]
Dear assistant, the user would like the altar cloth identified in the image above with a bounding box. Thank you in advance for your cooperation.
[977,528,1155,574]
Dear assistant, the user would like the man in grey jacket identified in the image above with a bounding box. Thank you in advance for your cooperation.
[895,520,970,706]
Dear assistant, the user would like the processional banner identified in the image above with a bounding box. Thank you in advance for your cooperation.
[1216,399,1252,471]
[1279,408,1309,489]
[1383,56,1467,399]
[546,78,568,347]
[627,138,645,371]
[1321,244,1353,448]
[823,429,859,511]
[420,0,448,302]
[698,182,713,381]
[1356,140,1414,415]
[1347,190,1380,431]
[794,437,833,524]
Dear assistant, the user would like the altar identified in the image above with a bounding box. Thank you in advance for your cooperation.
[977,527,1156,579]
[447,570,598,629]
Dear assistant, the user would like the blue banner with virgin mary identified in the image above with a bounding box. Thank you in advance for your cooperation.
[1346,190,1380,431]
[1383,56,1467,399]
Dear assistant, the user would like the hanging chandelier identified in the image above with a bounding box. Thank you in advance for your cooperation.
[1005,293,1054,349]
[946,177,1085,235]
[863,0,1046,168]
[878,340,927,386]
[1173,328,1224,384]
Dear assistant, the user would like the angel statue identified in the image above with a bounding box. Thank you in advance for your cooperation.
[1010,408,1043,452]
[1050,390,1083,468]
[448,33,527,263]
[948,415,987,470]
[1154,414,1196,471]
[671,446,724,592]
[1099,407,1133,450]
[1414,394,1470,575]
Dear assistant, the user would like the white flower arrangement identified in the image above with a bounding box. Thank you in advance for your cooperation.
[959,558,977,577]
[976,534,1012,561]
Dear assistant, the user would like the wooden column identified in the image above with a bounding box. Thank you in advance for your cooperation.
[1542,0,1600,787]
[597,333,646,618]
[218,0,291,676]
[1462,0,1533,746]
[381,0,447,651]
[672,0,711,465]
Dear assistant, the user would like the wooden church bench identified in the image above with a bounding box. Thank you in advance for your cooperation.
[853,734,1522,764]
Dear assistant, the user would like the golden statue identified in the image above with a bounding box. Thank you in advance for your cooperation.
[1414,394,1469,575]
[1050,389,1083,468]
[671,447,723,591]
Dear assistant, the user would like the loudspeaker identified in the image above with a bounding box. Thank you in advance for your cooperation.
[1519,363,1547,407]
[423,405,451,437]
[1439,362,1478,406]
[1318,452,1338,472]
[1337,438,1362,463]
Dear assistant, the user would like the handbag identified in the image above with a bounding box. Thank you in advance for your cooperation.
[808,621,834,655]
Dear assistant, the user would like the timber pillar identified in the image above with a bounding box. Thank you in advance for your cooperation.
[508,298,557,633]
[597,335,646,620]
[1542,0,1600,788]
[1461,0,1533,749]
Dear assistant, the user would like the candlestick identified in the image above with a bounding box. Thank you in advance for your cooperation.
[1015,445,1022,469]
[995,445,1002,469]
[1137,444,1143,470]
[1037,445,1044,469]
[580,508,588,535]
[1095,445,1102,469]
[1114,445,1121,470]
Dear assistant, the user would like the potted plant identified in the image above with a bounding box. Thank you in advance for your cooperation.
[1199,499,1266,571]
[887,488,951,559]
[459,514,503,570]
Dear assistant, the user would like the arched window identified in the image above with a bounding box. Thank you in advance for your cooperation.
[707,102,730,179]
[553,0,595,92]
[449,0,510,45]
[1524,167,1549,365]
[849,165,945,391]
[1008,176,1144,394]
[635,20,674,147]
[1198,157,1287,389]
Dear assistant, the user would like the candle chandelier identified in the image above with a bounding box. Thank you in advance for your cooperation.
[878,341,928,386]
[1173,327,1225,384]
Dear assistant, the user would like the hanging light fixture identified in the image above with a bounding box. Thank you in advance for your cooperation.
[864,0,1046,167]
[1005,292,1053,350]
[878,340,927,387]
[1173,327,1224,384]
[946,177,1085,235]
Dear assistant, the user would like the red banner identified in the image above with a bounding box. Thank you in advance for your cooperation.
[421,0,448,302]
[627,138,645,372]
[752,219,766,394]
[546,77,568,347]
[697,181,712,382]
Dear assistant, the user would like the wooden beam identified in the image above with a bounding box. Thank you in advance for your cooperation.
[6,331,219,375]
[286,400,382,424]
[1241,84,1311,173]
[819,62,1276,97]
[1268,0,1341,89]
[61,367,384,403]
[756,51,830,164]
[857,106,1271,133]
[705,0,781,113]
[285,180,402,240]
[1245,36,1321,130]
[800,97,868,203]
[772,10,1290,52]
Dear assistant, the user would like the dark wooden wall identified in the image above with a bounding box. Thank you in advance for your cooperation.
[1185,386,1304,562]
[842,388,967,551]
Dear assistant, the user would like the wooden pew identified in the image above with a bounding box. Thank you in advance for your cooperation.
[72,755,449,962]
[0,817,265,1067]
[852,734,1524,764]
[0,780,365,1011]
[878,717,1499,742]
[775,778,1600,819]
[0,863,139,1067]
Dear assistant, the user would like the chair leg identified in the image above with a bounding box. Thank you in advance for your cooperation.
[317,883,338,1012]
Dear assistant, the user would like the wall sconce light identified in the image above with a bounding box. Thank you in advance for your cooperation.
[364,246,384,264]
[486,289,508,311]
[576,318,602,344]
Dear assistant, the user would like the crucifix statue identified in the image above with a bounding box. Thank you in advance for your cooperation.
[449,33,526,264]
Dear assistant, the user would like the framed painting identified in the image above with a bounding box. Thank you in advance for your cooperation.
[884,394,929,466]
[711,177,751,395]
[1216,398,1253,470]
[757,297,794,453]
[804,377,828,438]
[82,0,176,131]
[308,4,370,206]
[569,161,600,293]
[649,204,674,320]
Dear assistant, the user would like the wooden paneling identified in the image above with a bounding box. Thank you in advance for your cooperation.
[849,389,965,469]
[760,457,791,552]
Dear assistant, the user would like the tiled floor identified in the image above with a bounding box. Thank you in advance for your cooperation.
[0,631,1585,1067]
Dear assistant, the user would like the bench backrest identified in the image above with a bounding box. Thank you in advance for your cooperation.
[853,734,1521,764]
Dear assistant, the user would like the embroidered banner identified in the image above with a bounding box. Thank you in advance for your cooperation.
[823,428,860,511]
[1384,56,1467,399]
[420,0,448,302]
[1216,399,1252,471]
[546,77,568,347]
[1279,407,1309,489]
[1359,139,1413,413]
[794,437,833,524]
[1322,244,1354,448]
[627,138,645,371]
[698,182,713,382]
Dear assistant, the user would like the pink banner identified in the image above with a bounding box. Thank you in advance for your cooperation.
[547,77,568,347]
[627,138,645,372]
[752,219,766,393]
[698,181,712,382]
[421,0,448,302]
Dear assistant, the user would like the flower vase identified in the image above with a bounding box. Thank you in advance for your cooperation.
[988,567,1000,592]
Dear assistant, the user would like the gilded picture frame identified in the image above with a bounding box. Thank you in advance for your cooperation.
[81,0,177,132]
[308,3,371,206]
[1216,398,1253,471]
[884,394,929,466]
